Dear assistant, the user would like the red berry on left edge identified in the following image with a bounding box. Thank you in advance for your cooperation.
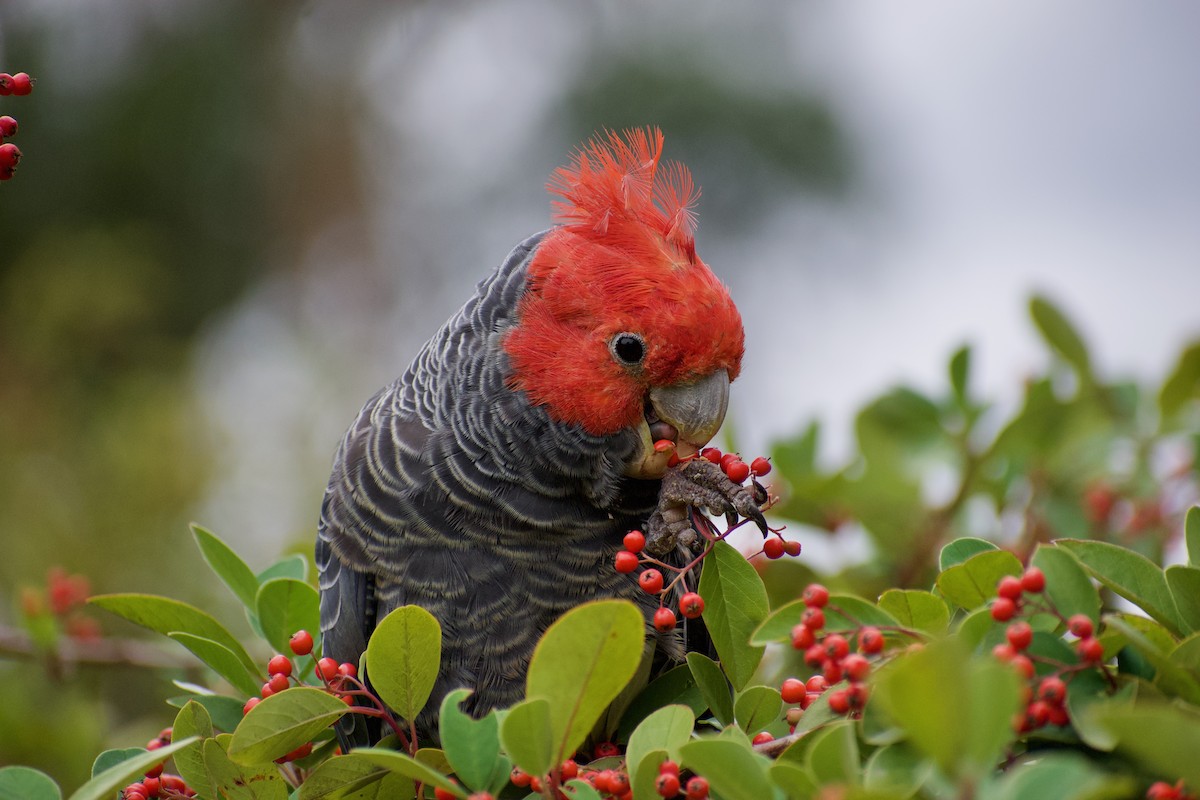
[0,74,12,96]
[290,629,314,656]
[614,550,639,573]
[0,143,21,169]
[0,116,17,138]
[10,73,33,96]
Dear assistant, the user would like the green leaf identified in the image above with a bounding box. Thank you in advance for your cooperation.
[296,755,396,800]
[767,761,816,799]
[0,766,61,800]
[1159,342,1200,421]
[678,738,773,800]
[1032,544,1101,627]
[167,693,246,733]
[989,751,1136,800]
[1167,565,1200,634]
[66,738,197,800]
[949,344,971,405]
[630,749,669,800]
[877,590,949,636]
[172,701,215,799]
[1030,295,1091,379]
[616,663,705,742]
[167,632,264,698]
[89,593,259,675]
[563,778,604,800]
[939,537,999,571]
[863,743,934,797]
[750,599,806,646]
[228,687,349,765]
[824,594,901,632]
[526,600,645,763]
[1057,539,1184,636]
[498,697,555,778]
[1173,632,1200,671]
[872,637,1021,782]
[1187,506,1200,568]
[88,750,143,778]
[365,605,442,723]
[257,553,308,583]
[202,738,289,800]
[348,750,460,795]
[733,685,782,736]
[1103,616,1200,704]
[805,720,859,785]
[192,524,260,610]
[698,541,769,690]
[936,550,1023,611]
[686,652,734,726]
[439,688,510,796]
[1085,701,1200,789]
[255,577,321,655]
[625,705,695,792]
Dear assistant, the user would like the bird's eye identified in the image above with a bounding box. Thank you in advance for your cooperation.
[610,333,646,366]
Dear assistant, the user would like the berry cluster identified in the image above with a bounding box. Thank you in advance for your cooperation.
[1147,780,1197,800]
[0,71,33,181]
[504,750,711,800]
[119,729,196,799]
[20,566,101,641]
[987,567,1107,733]
[784,583,884,722]
[613,528,705,633]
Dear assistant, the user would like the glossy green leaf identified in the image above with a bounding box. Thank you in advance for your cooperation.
[936,550,1023,611]
[989,751,1135,800]
[255,577,321,655]
[526,599,645,763]
[1057,539,1184,636]
[202,738,288,799]
[89,593,258,675]
[805,720,859,785]
[257,553,308,583]
[877,589,949,635]
[563,778,604,800]
[1187,506,1200,568]
[768,761,816,799]
[872,637,1020,781]
[228,687,349,765]
[698,540,769,690]
[1104,616,1200,704]
[0,767,61,800]
[192,523,260,610]
[88,750,143,778]
[365,605,442,723]
[734,685,782,736]
[824,594,901,632]
[66,738,197,800]
[630,749,669,800]
[625,704,694,791]
[750,598,806,646]
[686,652,733,726]
[678,738,773,800]
[1085,701,1200,788]
[296,755,397,800]
[349,750,460,795]
[1030,295,1091,378]
[939,537,998,572]
[1166,565,1200,633]
[168,631,263,698]
[439,688,510,796]
[498,697,555,778]
[617,663,705,742]
[863,743,933,797]
[1172,632,1200,670]
[172,701,215,798]
[1032,544,1101,626]
[167,693,246,733]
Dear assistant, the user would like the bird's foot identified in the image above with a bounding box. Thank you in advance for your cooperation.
[645,459,769,556]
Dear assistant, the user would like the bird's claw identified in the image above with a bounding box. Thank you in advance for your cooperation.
[645,459,769,556]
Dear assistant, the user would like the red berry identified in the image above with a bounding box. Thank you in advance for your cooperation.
[9,73,32,96]
[1077,636,1104,663]
[614,550,640,573]
[806,675,829,693]
[1021,567,1046,593]
[803,643,826,668]
[1047,704,1070,726]
[719,453,739,471]
[1011,654,1036,680]
[608,771,630,794]
[846,683,869,711]
[781,677,806,704]
[338,661,358,678]
[243,697,261,715]
[724,460,750,483]
[762,538,785,559]
[750,457,772,477]
[992,643,1017,662]
[1006,621,1033,651]
[594,741,620,759]
[997,575,1024,601]
[560,759,579,780]
[656,772,681,797]
[529,776,543,792]
[146,738,163,751]
[858,626,884,654]
[1037,676,1067,705]
[268,673,291,694]
[510,768,531,787]
[468,794,495,800]
[751,731,774,745]
[685,776,710,800]
[679,592,705,619]
[0,74,12,96]
[654,606,678,632]
[782,539,801,556]
[142,775,161,794]
[624,530,646,553]
[289,630,314,656]
[123,790,147,800]
[658,760,679,777]
[700,447,722,463]
[828,689,851,714]
[639,568,665,594]
[654,439,675,453]
[1027,700,1052,728]
[822,659,844,685]
[0,143,21,169]
[433,786,457,800]
[1,166,17,181]
[260,682,275,699]
[824,634,850,660]
[1146,782,1180,800]
[843,654,871,682]
[316,657,340,681]
[0,116,17,138]
[802,583,830,608]
[1068,614,1094,639]
[791,623,815,650]
[801,606,825,631]
[268,654,293,677]
[991,596,1018,622]
[801,692,820,709]
[161,776,187,792]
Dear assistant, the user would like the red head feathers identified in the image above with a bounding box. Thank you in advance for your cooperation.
[505,128,745,436]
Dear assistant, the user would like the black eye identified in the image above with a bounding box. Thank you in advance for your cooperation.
[611,333,646,366]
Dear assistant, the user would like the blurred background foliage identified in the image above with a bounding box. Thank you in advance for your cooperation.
[1,0,1198,790]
